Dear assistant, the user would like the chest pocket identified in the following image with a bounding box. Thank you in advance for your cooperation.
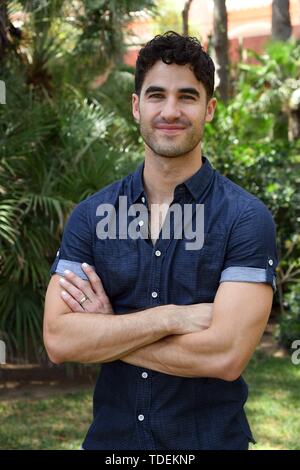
[94,239,140,300]
[171,231,226,303]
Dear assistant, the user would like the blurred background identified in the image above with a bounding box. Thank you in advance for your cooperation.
[0,0,299,450]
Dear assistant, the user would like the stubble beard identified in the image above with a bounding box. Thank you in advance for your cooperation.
[139,119,204,158]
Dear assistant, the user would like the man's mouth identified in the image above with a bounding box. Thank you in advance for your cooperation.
[155,125,186,134]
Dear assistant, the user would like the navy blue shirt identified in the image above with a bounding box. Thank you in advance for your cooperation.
[50,155,278,450]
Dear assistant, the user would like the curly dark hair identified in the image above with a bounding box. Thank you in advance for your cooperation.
[134,31,215,101]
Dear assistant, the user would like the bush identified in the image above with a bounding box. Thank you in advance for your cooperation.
[0,1,148,362]
[205,41,300,314]
[277,283,300,349]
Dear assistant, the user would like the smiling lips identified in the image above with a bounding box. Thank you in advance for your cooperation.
[155,124,186,134]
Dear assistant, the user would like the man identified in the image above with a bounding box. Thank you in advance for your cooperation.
[44,31,278,450]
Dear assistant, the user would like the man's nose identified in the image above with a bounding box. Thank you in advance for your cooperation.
[160,98,181,121]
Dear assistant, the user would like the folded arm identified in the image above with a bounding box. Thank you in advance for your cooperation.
[43,269,212,364]
[120,282,273,380]
[50,266,273,381]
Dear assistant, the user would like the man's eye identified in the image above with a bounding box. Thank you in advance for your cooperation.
[149,94,163,99]
[148,94,196,100]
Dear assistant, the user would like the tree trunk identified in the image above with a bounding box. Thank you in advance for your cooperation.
[288,89,300,141]
[182,0,193,36]
[213,0,229,102]
[0,1,9,61]
[272,0,292,41]
[0,1,21,64]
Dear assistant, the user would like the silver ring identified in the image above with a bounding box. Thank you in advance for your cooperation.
[79,295,88,305]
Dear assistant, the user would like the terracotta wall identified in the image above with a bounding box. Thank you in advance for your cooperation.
[123,0,300,66]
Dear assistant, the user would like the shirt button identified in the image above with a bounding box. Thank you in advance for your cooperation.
[142,372,148,379]
[138,220,144,227]
[268,259,274,266]
[155,250,161,257]
[151,291,158,299]
[141,197,145,203]
[138,414,145,421]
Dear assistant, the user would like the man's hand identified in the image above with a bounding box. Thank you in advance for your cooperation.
[47,266,213,365]
[60,265,214,334]
[171,303,213,334]
[59,263,113,314]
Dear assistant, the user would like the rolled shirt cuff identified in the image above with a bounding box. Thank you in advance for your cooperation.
[220,266,277,292]
[51,259,95,281]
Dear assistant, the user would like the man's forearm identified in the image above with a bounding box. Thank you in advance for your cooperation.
[47,305,176,364]
[120,326,231,379]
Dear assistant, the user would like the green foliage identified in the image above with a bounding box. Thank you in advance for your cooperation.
[0,84,116,361]
[244,354,300,450]
[205,40,300,315]
[0,76,142,360]
[151,0,182,35]
[0,390,93,449]
[205,41,300,351]
[277,283,300,349]
[0,0,148,362]
[151,0,200,38]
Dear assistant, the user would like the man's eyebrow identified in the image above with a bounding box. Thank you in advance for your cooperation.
[144,86,165,95]
[144,86,200,98]
[178,87,200,97]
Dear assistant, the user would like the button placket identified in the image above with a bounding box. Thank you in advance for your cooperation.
[135,368,155,449]
[148,242,163,304]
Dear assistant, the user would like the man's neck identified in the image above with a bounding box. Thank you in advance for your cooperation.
[143,145,203,205]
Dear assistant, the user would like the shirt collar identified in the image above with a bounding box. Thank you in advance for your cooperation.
[131,161,145,203]
[131,155,215,203]
[183,155,215,200]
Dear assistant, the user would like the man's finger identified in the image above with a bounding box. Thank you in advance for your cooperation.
[59,277,92,307]
[63,270,95,300]
[59,277,83,298]
[82,263,109,299]
[61,290,85,312]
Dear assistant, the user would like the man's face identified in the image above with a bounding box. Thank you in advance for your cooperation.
[132,60,216,158]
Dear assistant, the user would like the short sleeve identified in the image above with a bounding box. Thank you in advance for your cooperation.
[220,200,278,292]
[50,201,95,280]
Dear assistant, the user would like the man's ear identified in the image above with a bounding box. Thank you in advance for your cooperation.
[205,97,217,123]
[132,93,140,123]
